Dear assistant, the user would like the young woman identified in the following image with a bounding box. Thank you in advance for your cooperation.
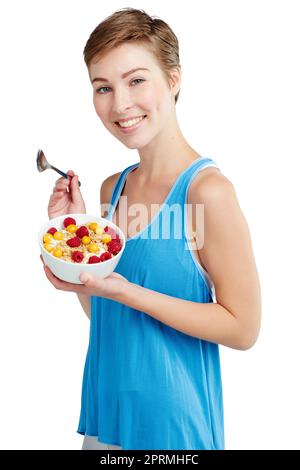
[43,8,261,450]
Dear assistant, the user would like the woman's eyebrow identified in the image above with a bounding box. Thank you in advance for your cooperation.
[91,67,150,84]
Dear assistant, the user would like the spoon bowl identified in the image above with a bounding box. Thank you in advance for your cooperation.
[36,149,81,186]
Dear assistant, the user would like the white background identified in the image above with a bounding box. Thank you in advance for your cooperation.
[0,0,299,450]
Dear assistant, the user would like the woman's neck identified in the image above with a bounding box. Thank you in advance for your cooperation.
[136,117,200,184]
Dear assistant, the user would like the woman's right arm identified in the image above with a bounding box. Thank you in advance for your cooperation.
[46,169,120,320]
[47,169,90,317]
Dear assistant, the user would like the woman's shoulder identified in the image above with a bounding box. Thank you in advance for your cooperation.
[100,171,122,217]
[100,161,139,198]
[188,165,236,205]
[101,171,122,193]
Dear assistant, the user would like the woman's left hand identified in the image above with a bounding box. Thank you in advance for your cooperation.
[40,255,129,299]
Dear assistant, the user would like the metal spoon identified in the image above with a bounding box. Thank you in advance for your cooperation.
[36,149,81,186]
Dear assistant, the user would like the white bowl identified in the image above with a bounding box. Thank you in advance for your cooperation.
[38,213,126,284]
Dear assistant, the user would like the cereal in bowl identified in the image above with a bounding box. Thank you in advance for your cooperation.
[42,217,122,264]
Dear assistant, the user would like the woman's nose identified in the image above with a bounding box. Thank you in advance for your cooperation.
[113,91,132,115]
[114,102,132,115]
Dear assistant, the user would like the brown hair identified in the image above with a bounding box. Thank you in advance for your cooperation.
[83,7,181,103]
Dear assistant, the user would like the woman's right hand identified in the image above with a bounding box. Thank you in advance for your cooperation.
[48,170,86,220]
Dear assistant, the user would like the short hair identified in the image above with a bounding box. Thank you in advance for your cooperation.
[83,7,181,103]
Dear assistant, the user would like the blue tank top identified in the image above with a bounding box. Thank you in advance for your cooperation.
[77,156,224,450]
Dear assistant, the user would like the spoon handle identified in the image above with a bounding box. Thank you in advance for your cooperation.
[50,165,81,187]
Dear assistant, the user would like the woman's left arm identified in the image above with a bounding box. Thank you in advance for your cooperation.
[42,173,261,350]
[118,173,261,350]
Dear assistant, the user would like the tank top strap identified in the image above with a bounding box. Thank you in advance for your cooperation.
[106,162,139,221]
[166,156,220,207]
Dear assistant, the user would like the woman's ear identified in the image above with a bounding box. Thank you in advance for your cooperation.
[169,66,181,99]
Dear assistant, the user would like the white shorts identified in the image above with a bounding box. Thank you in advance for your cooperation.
[82,434,122,450]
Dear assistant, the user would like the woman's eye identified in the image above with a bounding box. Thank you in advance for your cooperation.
[96,79,144,94]
[131,78,145,86]
[96,86,111,94]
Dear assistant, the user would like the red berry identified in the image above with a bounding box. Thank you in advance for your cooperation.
[63,217,76,227]
[47,227,57,235]
[72,251,84,263]
[76,225,89,238]
[88,256,101,264]
[99,252,112,262]
[104,226,119,240]
[67,236,81,247]
[107,239,122,255]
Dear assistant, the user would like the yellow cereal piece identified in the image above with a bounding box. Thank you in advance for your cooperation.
[66,224,77,233]
[88,222,98,232]
[43,233,53,243]
[87,243,99,253]
[53,248,63,258]
[95,226,104,235]
[82,236,91,245]
[53,231,64,240]
[101,234,112,244]
[44,243,54,252]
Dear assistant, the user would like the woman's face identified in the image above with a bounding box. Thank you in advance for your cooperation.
[88,42,180,150]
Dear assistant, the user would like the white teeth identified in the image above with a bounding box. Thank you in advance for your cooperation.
[118,116,145,128]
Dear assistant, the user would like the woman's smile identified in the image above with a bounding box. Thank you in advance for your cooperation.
[115,115,147,133]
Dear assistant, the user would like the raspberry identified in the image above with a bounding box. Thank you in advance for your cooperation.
[76,225,89,238]
[88,255,101,264]
[99,252,112,262]
[63,217,76,228]
[107,239,122,255]
[72,251,84,263]
[104,226,119,240]
[47,227,57,235]
[66,236,81,247]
